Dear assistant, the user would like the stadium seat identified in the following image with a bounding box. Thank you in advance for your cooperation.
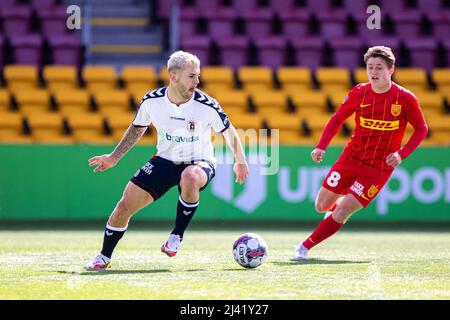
[200,66,235,95]
[404,38,438,71]
[426,11,450,40]
[250,91,289,116]
[216,36,249,70]
[432,69,450,95]
[106,113,137,143]
[3,65,39,93]
[27,113,73,144]
[204,8,235,38]
[0,34,5,68]
[329,37,364,70]
[0,89,11,113]
[35,5,68,36]
[316,10,348,40]
[241,8,274,37]
[238,67,274,93]
[290,91,328,116]
[43,65,78,93]
[354,12,386,39]
[15,89,51,115]
[353,67,368,84]
[121,66,158,92]
[265,113,302,132]
[304,112,334,134]
[47,34,83,66]
[93,90,131,115]
[277,67,313,94]
[230,113,262,131]
[390,10,422,39]
[0,113,31,143]
[415,92,445,112]
[1,5,32,35]
[328,91,351,110]
[341,0,369,14]
[316,67,352,95]
[180,36,211,66]
[54,89,91,115]
[290,37,324,70]
[10,34,44,65]
[253,37,287,70]
[82,66,118,92]
[279,8,310,38]
[366,38,401,57]
[231,0,260,12]
[179,7,200,37]
[158,67,170,86]
[210,90,248,121]
[66,113,114,144]
[393,68,428,93]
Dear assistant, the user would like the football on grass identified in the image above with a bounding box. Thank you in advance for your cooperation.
[232,233,268,268]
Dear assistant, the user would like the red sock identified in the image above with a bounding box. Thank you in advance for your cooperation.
[302,215,343,250]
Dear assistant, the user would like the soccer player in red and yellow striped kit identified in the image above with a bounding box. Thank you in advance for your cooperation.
[293,46,429,260]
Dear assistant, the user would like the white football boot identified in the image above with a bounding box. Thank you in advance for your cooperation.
[293,244,309,260]
[84,253,111,270]
[161,234,181,257]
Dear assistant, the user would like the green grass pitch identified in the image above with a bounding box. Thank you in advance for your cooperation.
[0,225,449,300]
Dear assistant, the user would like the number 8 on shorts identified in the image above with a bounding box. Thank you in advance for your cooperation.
[327,171,341,187]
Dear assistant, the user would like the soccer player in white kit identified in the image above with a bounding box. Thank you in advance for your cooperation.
[85,51,249,270]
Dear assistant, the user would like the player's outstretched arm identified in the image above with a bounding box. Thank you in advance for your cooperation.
[222,125,249,184]
[88,124,147,173]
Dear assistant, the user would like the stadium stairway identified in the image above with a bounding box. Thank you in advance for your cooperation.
[62,0,166,67]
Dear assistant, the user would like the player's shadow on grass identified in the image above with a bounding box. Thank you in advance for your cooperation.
[273,258,370,265]
[57,269,172,276]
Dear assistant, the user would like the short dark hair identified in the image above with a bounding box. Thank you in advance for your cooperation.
[364,46,395,68]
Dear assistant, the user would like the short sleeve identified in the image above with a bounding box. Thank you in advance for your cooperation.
[211,103,230,133]
[132,99,152,127]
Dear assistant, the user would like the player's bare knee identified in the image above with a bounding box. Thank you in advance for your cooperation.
[315,200,329,213]
[180,169,202,189]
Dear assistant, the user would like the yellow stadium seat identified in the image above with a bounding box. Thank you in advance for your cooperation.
[67,113,114,144]
[394,68,428,93]
[0,89,10,113]
[211,90,248,120]
[82,65,118,92]
[238,67,274,93]
[250,91,288,116]
[290,91,327,115]
[4,65,39,93]
[432,68,450,95]
[54,89,91,115]
[27,113,74,144]
[200,66,234,95]
[265,113,302,131]
[353,67,368,84]
[304,113,331,133]
[43,65,78,93]
[424,111,450,131]
[328,91,350,110]
[107,113,137,142]
[277,67,313,94]
[230,113,262,131]
[159,68,170,86]
[121,66,158,92]
[316,67,351,94]
[94,90,131,114]
[415,92,445,112]
[14,89,51,115]
[0,113,27,143]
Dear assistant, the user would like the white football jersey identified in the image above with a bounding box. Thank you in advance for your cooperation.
[132,87,230,166]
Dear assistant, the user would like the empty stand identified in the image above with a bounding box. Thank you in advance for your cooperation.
[290,91,328,116]
[290,37,324,70]
[216,36,249,70]
[279,9,310,38]
[15,89,51,115]
[53,89,91,115]
[432,69,450,95]
[393,68,429,93]
[250,91,289,116]
[27,113,73,144]
[93,90,132,115]
[66,113,114,144]
[10,34,44,65]
[121,66,158,92]
[180,36,211,66]
[0,113,31,143]
[4,65,39,93]
[254,37,287,70]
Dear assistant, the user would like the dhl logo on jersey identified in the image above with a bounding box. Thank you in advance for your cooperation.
[359,116,399,131]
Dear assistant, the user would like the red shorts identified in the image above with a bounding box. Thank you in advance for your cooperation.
[322,158,393,207]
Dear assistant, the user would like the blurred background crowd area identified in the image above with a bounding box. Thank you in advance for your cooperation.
[0,0,449,146]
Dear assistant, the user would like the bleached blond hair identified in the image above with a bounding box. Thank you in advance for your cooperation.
[167,50,200,72]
